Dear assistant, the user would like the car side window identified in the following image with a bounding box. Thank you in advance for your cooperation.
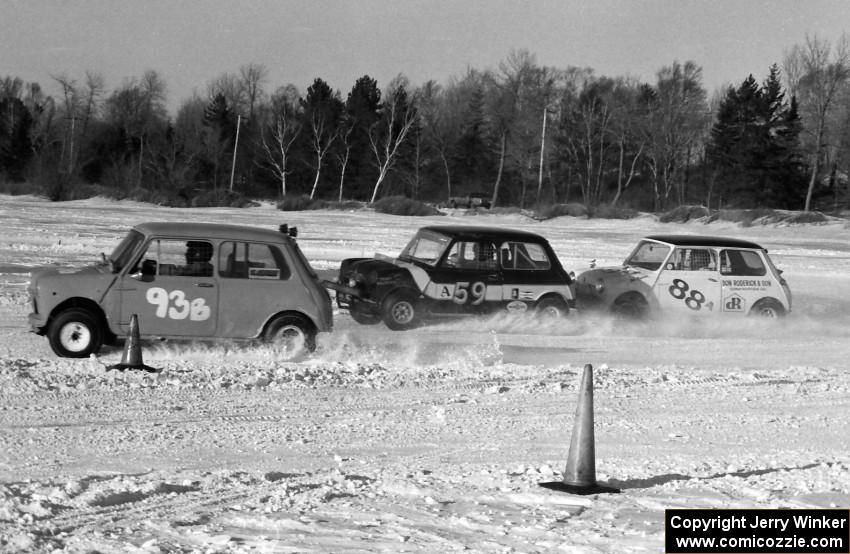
[500,241,551,270]
[666,248,716,271]
[219,241,291,280]
[134,239,214,277]
[720,249,766,276]
[442,241,497,270]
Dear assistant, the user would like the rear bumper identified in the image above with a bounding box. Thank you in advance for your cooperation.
[28,312,48,335]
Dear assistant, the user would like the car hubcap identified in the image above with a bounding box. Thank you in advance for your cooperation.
[271,325,306,358]
[760,307,779,318]
[541,306,562,318]
[392,301,414,324]
[60,322,91,353]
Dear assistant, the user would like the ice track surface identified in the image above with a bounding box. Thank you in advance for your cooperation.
[0,195,848,553]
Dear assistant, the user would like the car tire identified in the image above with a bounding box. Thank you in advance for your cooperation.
[349,305,381,325]
[47,308,104,358]
[536,296,570,319]
[612,293,648,319]
[263,314,316,359]
[750,298,785,318]
[382,290,420,331]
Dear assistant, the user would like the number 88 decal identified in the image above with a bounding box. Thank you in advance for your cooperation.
[668,278,705,310]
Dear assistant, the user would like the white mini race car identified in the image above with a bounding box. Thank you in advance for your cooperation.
[575,235,791,318]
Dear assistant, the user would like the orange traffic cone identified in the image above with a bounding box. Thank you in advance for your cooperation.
[107,314,158,373]
[540,364,619,495]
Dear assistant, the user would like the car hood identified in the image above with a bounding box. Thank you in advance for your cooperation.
[29,263,117,301]
[577,265,653,284]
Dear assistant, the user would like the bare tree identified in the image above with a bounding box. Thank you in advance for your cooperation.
[642,61,710,209]
[239,63,268,120]
[784,33,850,211]
[51,74,82,174]
[368,75,417,203]
[418,79,463,202]
[257,85,302,197]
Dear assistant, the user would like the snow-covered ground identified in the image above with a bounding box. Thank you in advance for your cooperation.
[0,194,848,553]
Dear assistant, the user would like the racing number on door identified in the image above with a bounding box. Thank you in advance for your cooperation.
[668,279,706,311]
[146,287,211,321]
[453,281,487,305]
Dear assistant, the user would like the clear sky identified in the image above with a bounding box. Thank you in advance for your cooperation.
[4,0,850,114]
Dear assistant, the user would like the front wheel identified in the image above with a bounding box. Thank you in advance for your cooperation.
[750,298,786,318]
[263,314,316,360]
[612,293,649,319]
[47,308,104,358]
[382,291,420,331]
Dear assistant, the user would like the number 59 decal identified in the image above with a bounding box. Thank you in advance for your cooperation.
[453,281,487,305]
[146,287,211,321]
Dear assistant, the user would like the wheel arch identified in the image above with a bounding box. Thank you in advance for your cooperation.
[749,296,787,317]
[536,292,571,308]
[260,309,318,339]
[46,297,114,341]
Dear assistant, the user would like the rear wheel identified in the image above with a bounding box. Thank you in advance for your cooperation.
[535,296,569,319]
[263,314,316,360]
[750,298,785,318]
[382,290,420,330]
[47,308,103,358]
[612,293,648,319]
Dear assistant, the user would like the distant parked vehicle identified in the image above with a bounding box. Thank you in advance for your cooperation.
[28,222,332,359]
[575,235,792,318]
[328,225,575,330]
[448,192,491,209]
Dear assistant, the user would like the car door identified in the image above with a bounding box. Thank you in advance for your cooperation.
[718,248,772,315]
[428,239,502,314]
[118,238,219,337]
[499,240,560,313]
[654,247,721,315]
[215,240,303,338]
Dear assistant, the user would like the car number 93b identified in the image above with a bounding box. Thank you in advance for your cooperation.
[146,287,211,321]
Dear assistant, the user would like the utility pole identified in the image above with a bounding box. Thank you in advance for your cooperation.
[536,107,548,206]
[229,114,243,192]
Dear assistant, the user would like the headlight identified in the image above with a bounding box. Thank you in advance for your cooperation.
[594,281,605,294]
[348,277,359,288]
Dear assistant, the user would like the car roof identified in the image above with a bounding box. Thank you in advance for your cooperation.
[418,225,546,242]
[134,222,292,243]
[644,234,765,249]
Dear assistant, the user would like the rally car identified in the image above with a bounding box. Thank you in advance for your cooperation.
[574,235,791,318]
[28,222,332,359]
[328,225,575,330]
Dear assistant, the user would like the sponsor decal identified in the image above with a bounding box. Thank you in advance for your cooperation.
[722,279,772,289]
[506,300,528,312]
[723,293,746,312]
[146,287,211,321]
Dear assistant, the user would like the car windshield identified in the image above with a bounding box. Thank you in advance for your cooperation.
[398,230,451,266]
[108,229,144,273]
[624,240,671,271]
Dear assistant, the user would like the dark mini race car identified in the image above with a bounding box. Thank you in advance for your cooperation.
[328,225,575,330]
[28,222,333,359]
[575,235,792,318]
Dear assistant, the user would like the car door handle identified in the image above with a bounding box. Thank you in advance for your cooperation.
[708,278,718,282]
[195,282,215,288]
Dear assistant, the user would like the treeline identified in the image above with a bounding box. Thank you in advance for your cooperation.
[2,38,850,212]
